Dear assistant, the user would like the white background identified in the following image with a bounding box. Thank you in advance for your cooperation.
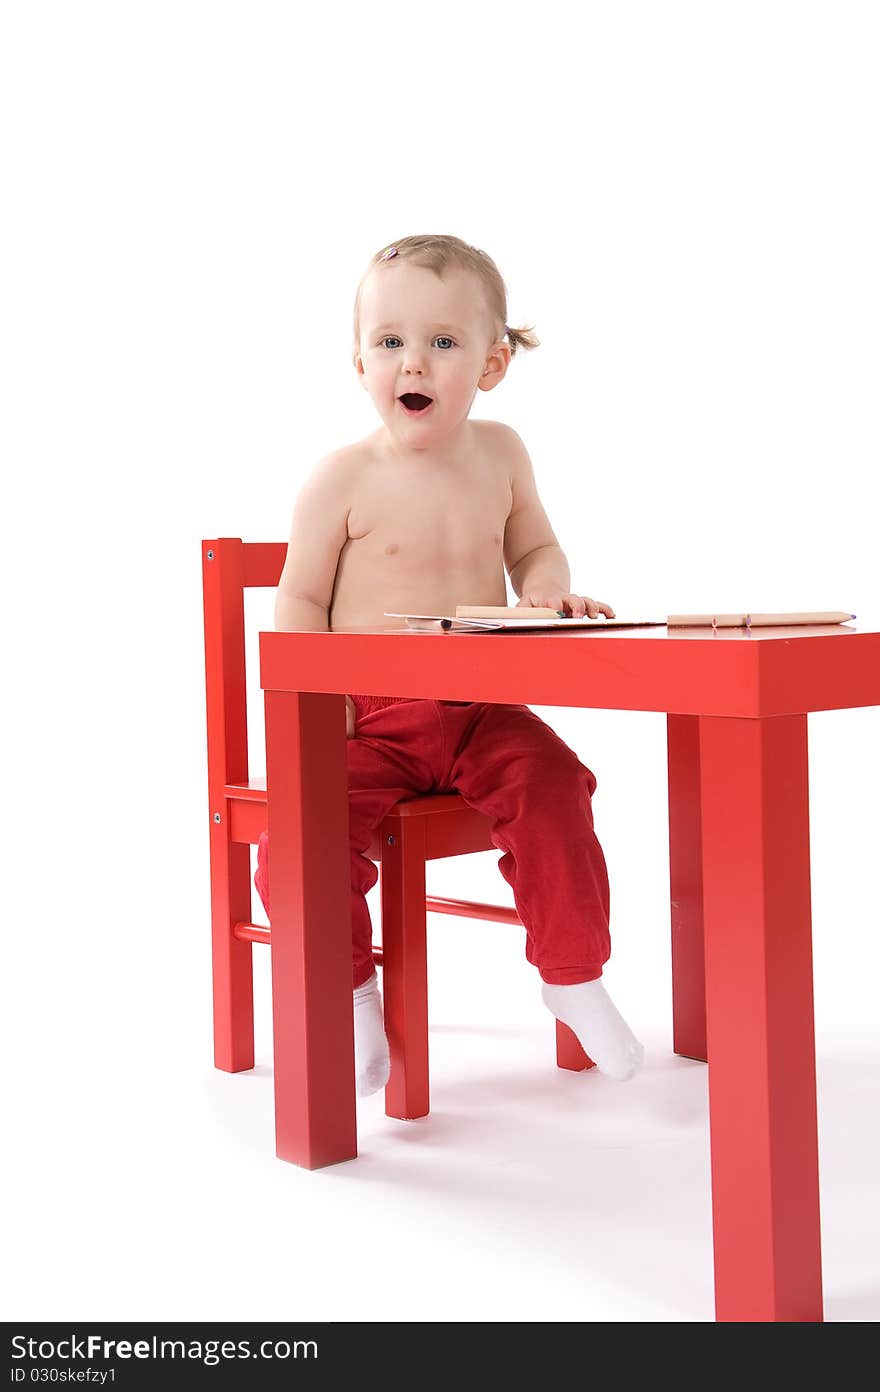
[3,0,878,1324]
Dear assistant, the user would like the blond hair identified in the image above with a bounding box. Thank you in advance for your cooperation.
[352,233,540,359]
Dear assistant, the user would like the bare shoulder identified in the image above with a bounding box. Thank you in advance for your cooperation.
[311,442,362,486]
[478,419,531,488]
[293,443,363,517]
[283,446,357,543]
[273,448,354,609]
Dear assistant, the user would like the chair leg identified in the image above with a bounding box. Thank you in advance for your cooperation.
[381,816,430,1119]
[556,1020,593,1071]
[209,830,255,1072]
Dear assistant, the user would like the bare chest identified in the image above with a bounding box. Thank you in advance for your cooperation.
[352,465,509,553]
[330,448,513,627]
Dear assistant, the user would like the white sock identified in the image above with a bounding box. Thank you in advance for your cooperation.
[353,972,391,1098]
[542,978,645,1082]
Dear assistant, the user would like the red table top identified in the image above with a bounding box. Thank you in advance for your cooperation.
[260,622,880,718]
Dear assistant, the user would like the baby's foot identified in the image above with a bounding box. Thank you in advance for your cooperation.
[353,973,391,1097]
[542,978,645,1081]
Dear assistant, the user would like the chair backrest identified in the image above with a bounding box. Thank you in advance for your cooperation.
[202,537,286,795]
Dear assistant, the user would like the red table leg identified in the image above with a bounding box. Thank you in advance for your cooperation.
[699,714,823,1322]
[667,714,708,1062]
[265,689,357,1168]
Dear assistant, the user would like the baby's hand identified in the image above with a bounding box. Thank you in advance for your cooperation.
[516,592,616,619]
[345,695,356,738]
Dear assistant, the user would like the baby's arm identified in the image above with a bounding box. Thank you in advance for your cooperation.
[501,426,615,619]
[275,454,357,735]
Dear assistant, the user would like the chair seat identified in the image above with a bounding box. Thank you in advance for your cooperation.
[227,775,270,801]
[225,778,497,861]
[229,776,471,815]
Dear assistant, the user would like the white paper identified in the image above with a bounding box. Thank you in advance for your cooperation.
[383,612,667,632]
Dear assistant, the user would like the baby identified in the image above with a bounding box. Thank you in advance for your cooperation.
[255,233,645,1096]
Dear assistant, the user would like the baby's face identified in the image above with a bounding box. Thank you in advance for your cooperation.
[354,263,510,450]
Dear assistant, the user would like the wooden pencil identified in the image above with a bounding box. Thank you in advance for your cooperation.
[667,611,855,627]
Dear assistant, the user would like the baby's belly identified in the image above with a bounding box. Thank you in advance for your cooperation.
[330,539,508,630]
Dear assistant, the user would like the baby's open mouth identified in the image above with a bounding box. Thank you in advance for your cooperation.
[399,393,434,413]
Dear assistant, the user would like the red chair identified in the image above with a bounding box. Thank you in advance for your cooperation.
[202,537,590,1122]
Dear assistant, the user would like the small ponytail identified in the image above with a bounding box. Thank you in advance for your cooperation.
[505,323,541,358]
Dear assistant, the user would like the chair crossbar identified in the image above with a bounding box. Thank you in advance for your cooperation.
[232,894,520,953]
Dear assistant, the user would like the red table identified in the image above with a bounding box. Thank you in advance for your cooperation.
[259,620,880,1322]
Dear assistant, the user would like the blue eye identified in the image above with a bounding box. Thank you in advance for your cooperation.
[379,336,456,349]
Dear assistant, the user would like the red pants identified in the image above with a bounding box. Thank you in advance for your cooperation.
[255,694,610,989]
